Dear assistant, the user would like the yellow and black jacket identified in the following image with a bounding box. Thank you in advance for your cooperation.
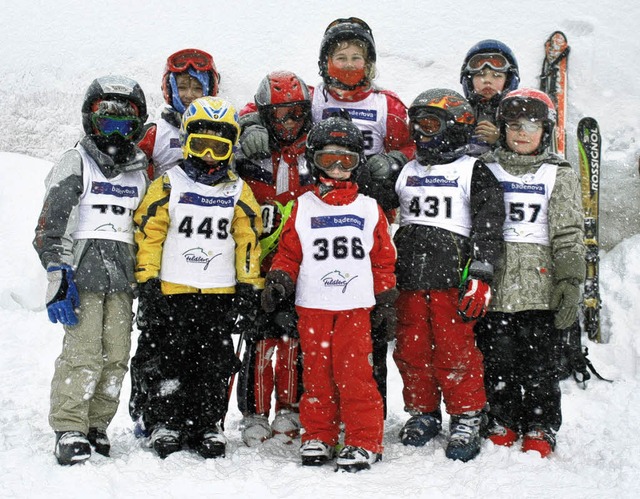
[134,163,264,294]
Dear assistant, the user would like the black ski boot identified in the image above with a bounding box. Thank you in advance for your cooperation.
[87,428,110,456]
[54,431,91,466]
[151,427,182,459]
[445,411,483,462]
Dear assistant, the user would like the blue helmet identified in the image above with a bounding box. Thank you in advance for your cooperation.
[460,39,520,99]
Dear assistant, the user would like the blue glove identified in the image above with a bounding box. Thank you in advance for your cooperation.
[46,264,80,326]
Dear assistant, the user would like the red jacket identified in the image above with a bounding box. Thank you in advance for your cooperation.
[271,181,397,302]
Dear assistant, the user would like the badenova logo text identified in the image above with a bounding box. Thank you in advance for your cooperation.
[91,182,139,198]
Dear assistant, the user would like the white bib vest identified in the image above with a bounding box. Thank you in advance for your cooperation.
[294,191,377,310]
[72,145,146,244]
[152,118,183,177]
[312,83,388,155]
[395,156,476,237]
[159,167,242,288]
[487,162,557,245]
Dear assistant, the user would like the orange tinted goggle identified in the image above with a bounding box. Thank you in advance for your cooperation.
[465,53,510,73]
[313,150,360,171]
[185,133,233,160]
[411,114,446,137]
[167,49,214,72]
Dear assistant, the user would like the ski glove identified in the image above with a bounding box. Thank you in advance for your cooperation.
[46,264,80,326]
[458,279,492,322]
[550,281,581,330]
[551,252,586,330]
[371,288,400,341]
[366,151,408,181]
[231,283,261,335]
[261,270,295,313]
[137,278,167,325]
[240,125,270,160]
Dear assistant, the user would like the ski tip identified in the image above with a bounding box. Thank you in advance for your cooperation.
[547,30,568,41]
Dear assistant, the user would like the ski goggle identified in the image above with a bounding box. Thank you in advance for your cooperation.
[411,114,447,137]
[166,49,214,72]
[313,150,360,172]
[325,17,373,36]
[500,97,550,122]
[465,53,511,73]
[185,133,233,160]
[91,114,140,139]
[268,104,308,124]
[505,120,544,133]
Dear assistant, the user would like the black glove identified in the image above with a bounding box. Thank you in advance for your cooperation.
[230,283,261,335]
[273,300,299,338]
[371,288,400,341]
[137,278,167,327]
[261,270,295,313]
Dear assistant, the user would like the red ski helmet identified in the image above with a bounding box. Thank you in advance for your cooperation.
[497,88,556,152]
[161,48,220,112]
[254,71,312,144]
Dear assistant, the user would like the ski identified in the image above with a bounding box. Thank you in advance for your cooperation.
[540,31,570,156]
[577,117,602,342]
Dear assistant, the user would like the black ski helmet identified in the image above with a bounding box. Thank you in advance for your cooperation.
[409,88,476,165]
[81,75,148,142]
[305,113,365,179]
[460,39,520,99]
[318,17,376,88]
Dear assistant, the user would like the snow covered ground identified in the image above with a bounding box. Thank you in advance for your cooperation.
[1,1,639,497]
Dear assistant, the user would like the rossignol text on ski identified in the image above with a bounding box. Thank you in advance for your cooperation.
[577,117,602,342]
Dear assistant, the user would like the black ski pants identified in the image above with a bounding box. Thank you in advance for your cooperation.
[135,293,240,438]
[475,310,562,435]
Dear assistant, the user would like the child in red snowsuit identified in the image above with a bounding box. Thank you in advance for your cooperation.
[235,71,315,446]
[261,115,397,472]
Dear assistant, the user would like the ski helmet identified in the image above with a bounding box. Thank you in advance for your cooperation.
[318,17,376,89]
[81,75,147,142]
[460,39,520,99]
[408,89,475,165]
[497,88,556,153]
[179,95,240,175]
[255,71,312,144]
[305,114,365,179]
[162,48,220,113]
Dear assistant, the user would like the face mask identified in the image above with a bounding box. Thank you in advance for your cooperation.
[327,59,366,87]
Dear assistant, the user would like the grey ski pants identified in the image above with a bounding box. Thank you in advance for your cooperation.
[49,291,133,434]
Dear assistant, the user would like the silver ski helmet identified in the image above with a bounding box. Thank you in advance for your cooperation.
[81,75,147,142]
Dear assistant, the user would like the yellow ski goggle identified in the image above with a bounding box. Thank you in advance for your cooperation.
[185,133,233,161]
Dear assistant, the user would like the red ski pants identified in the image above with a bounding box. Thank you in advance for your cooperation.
[297,307,384,454]
[393,289,486,415]
[252,336,300,415]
